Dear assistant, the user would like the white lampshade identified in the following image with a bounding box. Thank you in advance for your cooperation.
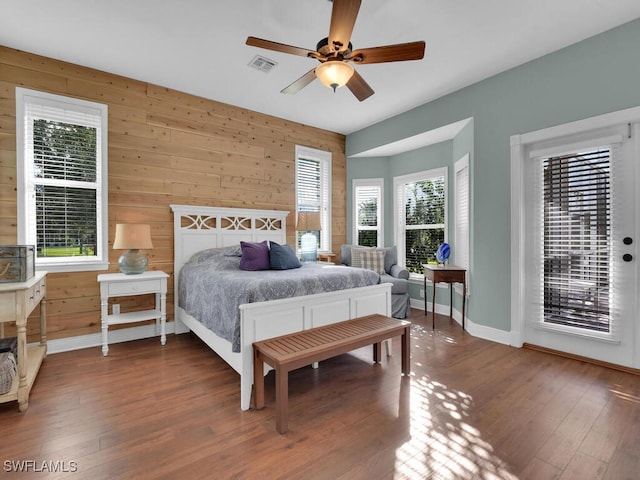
[315,60,354,91]
[113,224,153,250]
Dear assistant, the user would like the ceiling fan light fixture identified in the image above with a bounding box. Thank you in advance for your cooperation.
[246,0,425,101]
[315,60,354,92]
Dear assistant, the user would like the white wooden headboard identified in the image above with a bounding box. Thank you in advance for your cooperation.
[170,204,289,273]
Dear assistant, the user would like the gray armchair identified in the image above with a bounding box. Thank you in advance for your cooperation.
[340,245,411,319]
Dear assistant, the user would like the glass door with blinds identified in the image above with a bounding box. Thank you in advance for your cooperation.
[521,123,638,368]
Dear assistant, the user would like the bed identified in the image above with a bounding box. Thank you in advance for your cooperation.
[171,205,392,410]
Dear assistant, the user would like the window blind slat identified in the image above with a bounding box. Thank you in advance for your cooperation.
[543,148,611,332]
[296,148,331,252]
[455,157,470,272]
[355,184,381,247]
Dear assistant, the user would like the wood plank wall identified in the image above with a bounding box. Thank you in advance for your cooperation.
[0,46,347,342]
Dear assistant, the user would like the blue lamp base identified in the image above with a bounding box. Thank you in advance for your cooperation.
[118,249,148,274]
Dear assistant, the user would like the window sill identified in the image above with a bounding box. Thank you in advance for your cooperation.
[533,321,621,344]
[37,261,109,273]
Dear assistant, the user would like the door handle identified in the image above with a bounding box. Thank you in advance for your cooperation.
[623,253,633,262]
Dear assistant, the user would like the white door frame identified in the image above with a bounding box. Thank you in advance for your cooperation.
[510,106,640,368]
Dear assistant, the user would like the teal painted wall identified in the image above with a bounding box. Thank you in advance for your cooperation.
[346,18,640,332]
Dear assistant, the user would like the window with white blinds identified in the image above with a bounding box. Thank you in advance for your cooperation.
[394,167,447,274]
[542,148,611,332]
[16,87,108,272]
[454,154,470,272]
[353,178,383,247]
[295,145,331,252]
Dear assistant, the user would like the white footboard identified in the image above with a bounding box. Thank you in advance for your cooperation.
[238,283,392,410]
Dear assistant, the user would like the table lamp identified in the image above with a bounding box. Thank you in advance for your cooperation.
[297,212,321,262]
[113,223,153,274]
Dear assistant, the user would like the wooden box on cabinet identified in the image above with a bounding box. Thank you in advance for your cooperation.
[0,245,35,283]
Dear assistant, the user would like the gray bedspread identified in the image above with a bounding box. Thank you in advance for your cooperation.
[178,246,381,352]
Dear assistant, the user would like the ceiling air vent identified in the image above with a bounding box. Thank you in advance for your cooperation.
[248,55,278,73]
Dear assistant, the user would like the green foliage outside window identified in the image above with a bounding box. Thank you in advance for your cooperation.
[357,197,378,247]
[405,229,445,273]
[404,178,445,274]
[357,230,378,247]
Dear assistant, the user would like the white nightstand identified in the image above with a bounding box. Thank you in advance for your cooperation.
[97,271,169,356]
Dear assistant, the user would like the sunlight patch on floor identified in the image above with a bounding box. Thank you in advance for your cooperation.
[393,376,519,479]
[609,385,640,404]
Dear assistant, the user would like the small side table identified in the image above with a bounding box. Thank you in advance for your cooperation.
[97,271,169,356]
[317,252,336,264]
[423,265,466,330]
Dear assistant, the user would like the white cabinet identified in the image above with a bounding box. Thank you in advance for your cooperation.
[0,271,47,411]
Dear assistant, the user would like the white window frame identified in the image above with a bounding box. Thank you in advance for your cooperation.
[352,178,384,247]
[16,87,109,272]
[295,145,332,253]
[393,166,448,279]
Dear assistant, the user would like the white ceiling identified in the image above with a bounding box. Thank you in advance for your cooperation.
[2,1,640,135]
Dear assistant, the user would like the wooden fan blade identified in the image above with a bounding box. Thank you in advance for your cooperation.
[246,36,316,58]
[328,0,361,53]
[346,70,374,102]
[350,41,426,65]
[281,68,317,95]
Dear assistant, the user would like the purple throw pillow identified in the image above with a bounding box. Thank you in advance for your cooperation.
[239,241,270,271]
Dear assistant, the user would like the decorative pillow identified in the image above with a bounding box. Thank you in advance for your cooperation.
[239,241,270,271]
[360,249,386,274]
[269,242,302,270]
[350,245,371,269]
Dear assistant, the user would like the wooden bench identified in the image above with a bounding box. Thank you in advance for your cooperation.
[253,314,411,433]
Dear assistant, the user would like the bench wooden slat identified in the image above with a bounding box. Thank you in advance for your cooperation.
[253,314,411,433]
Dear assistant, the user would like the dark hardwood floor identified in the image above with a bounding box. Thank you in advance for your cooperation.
[1,309,639,479]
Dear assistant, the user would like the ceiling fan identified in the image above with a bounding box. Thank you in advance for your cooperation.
[246,0,425,102]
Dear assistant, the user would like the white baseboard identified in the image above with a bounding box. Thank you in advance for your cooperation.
[411,297,466,322]
[43,321,177,355]
[465,320,513,346]
[42,306,516,355]
[409,298,513,347]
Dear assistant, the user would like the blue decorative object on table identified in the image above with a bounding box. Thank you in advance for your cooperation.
[435,243,451,264]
